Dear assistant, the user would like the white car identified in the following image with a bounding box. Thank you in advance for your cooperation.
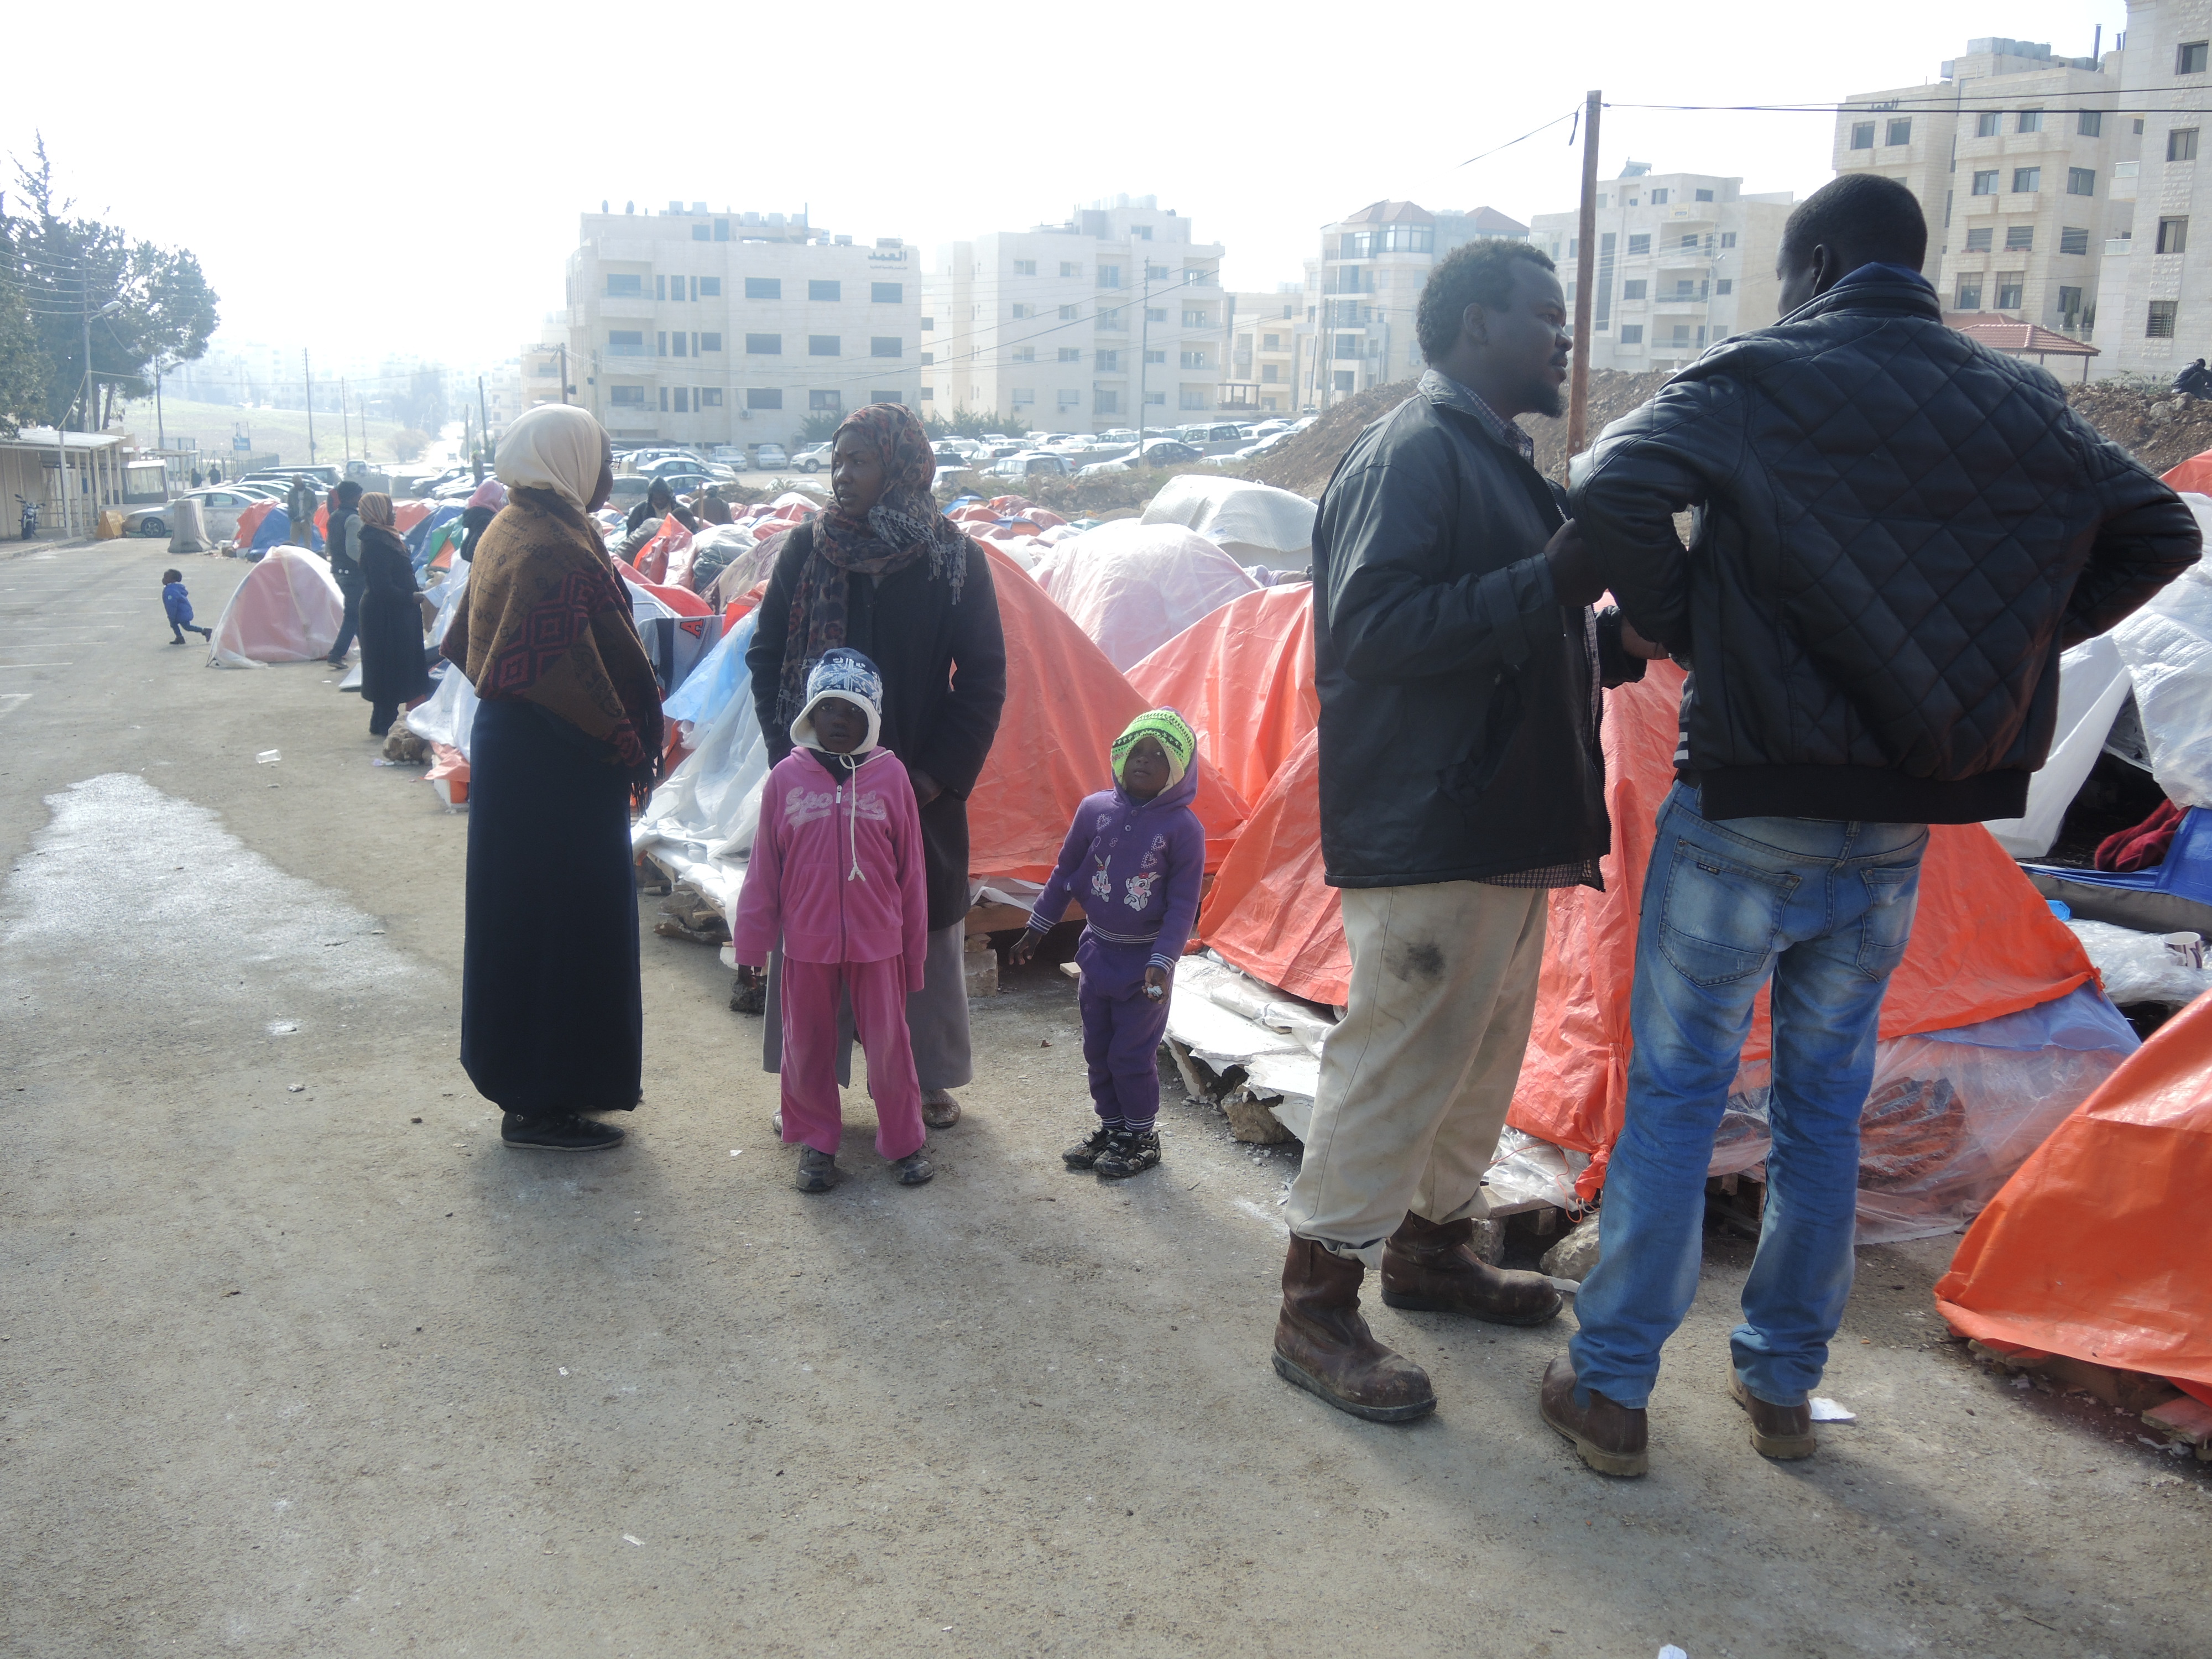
[991,451,1072,480]
[793,443,834,473]
[126,487,270,542]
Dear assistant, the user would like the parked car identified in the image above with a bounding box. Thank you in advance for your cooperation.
[641,453,713,479]
[752,444,790,471]
[990,451,1072,480]
[242,463,343,489]
[1098,427,1139,443]
[609,476,654,509]
[126,487,267,542]
[654,471,720,497]
[792,443,834,473]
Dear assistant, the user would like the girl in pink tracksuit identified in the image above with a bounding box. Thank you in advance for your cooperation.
[733,649,933,1192]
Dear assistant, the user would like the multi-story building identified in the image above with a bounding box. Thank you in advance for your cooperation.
[1834,38,2122,345]
[1221,288,1308,414]
[922,195,1224,431]
[2093,2,2212,375]
[560,203,921,454]
[1528,167,1793,374]
[1301,202,1527,408]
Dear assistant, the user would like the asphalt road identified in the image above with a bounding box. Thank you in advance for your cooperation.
[2,537,2206,1658]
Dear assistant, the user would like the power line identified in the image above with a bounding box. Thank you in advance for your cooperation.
[1459,108,1580,169]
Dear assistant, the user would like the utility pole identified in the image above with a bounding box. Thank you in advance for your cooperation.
[478,374,492,473]
[1567,89,1603,461]
[304,348,317,463]
[340,378,352,464]
[559,345,571,405]
[1136,257,1149,455]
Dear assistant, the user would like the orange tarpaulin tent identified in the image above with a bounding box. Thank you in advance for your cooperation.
[2161,452,2212,496]
[1935,989,2212,1400]
[1193,728,1342,1000]
[1128,584,1318,811]
[966,547,1249,883]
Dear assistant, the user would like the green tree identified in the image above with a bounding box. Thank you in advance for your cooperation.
[390,429,432,461]
[8,136,219,431]
[923,408,1029,440]
[0,210,50,436]
[794,409,846,445]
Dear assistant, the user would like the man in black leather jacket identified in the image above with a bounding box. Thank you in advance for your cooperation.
[1271,239,1661,1426]
[1540,173,2200,1479]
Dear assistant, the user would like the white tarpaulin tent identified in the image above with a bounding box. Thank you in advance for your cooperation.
[1141,474,1317,570]
[206,546,345,669]
[1030,519,1259,672]
[2111,495,2212,810]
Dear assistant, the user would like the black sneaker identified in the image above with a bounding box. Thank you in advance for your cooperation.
[795,1146,839,1192]
[893,1150,935,1186]
[1063,1124,1119,1170]
[501,1112,625,1151]
[1094,1126,1161,1181]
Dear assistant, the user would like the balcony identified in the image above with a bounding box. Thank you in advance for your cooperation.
[598,295,656,320]
[1652,291,1710,309]
[2106,237,2133,257]
[2111,159,2140,203]
[603,343,650,358]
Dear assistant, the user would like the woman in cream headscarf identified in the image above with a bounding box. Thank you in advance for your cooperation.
[442,404,665,1152]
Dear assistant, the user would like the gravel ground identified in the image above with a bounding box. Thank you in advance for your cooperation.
[1,538,2206,1658]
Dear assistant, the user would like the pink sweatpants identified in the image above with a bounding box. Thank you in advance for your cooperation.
[777,956,926,1160]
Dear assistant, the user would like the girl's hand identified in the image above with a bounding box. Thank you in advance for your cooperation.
[1144,966,1168,1000]
[1009,933,1037,968]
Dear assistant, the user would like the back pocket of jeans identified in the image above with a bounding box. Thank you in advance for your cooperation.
[1854,859,1922,980]
[1658,839,1797,988]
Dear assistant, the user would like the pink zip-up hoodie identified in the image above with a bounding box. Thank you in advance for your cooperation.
[732,746,929,989]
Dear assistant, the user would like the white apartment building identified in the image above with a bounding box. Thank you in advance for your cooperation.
[1301,202,1528,408]
[1835,38,2123,343]
[1528,167,1793,374]
[923,195,1224,430]
[2094,2,2212,374]
[561,203,921,454]
[1222,288,1307,414]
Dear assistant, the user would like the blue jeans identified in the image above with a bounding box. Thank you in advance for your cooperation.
[1568,784,1927,1409]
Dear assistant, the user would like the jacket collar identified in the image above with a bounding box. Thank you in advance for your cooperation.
[1418,369,1537,463]
[1776,269,1944,330]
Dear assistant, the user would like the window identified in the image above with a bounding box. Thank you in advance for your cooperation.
[1058,304,1078,320]
[2060,226,2090,255]
[1620,325,1644,344]
[1888,118,1912,145]
[1058,389,1080,409]
[2173,128,2201,161]
[1955,276,1984,310]
[1097,264,1121,288]
[745,333,781,354]
[1682,234,1699,249]
[1996,272,2024,309]
[1060,262,1078,277]
[1182,310,1209,326]
[656,331,666,356]
[2005,226,2034,251]
[1146,307,1167,323]
[1013,260,1036,275]
[747,388,782,409]
[671,332,687,357]
[655,275,667,301]
[1180,351,1207,369]
[2059,286,2084,322]
[920,352,932,365]
[1622,279,1648,300]
[1146,263,1171,280]
[1965,227,1994,252]
[1671,324,1692,344]
[870,390,900,406]
[2180,40,2209,75]
[871,283,902,304]
[2150,300,2180,336]
[919,316,933,332]
[608,329,645,355]
[2017,109,2043,133]
[1179,389,1208,410]
[807,390,841,413]
[1012,347,1035,362]
[2012,167,2042,193]
[1331,372,1355,394]
[1262,333,1280,349]
[1011,388,1035,407]
[745,278,780,300]
[1971,170,2000,196]
[2137,118,2147,134]
[1850,122,1875,150]
[698,277,721,298]
[1011,304,1034,319]
[1720,232,1736,249]
[671,388,688,413]
[1334,333,1361,359]
[1650,188,1671,204]
[1627,233,1651,255]
[658,388,667,410]
[1715,278,1733,295]
[1695,187,1715,202]
[1096,350,1120,371]
[691,223,709,242]
[609,385,645,406]
[606,274,643,297]
[699,388,723,407]
[1094,390,1119,414]
[698,330,722,353]
[2068,168,2097,196]
[2079,110,2103,137]
[808,335,838,356]
[869,337,901,357]
[1145,349,1165,364]
[1133,226,1152,241]
[2161,217,2192,254]
[1058,347,1081,362]
[800,279,837,304]
[1976,111,2001,138]
[1261,364,1279,382]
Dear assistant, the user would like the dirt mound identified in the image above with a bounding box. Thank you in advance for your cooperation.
[2066,383,2212,476]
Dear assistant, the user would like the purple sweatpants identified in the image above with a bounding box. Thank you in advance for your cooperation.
[1075,932,1172,1127]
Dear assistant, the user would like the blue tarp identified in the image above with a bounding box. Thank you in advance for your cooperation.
[2027,807,2212,910]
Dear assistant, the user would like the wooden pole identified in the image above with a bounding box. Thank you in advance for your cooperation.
[1567,90,1602,461]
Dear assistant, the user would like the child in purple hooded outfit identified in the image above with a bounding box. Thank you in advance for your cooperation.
[1011,708,1204,1180]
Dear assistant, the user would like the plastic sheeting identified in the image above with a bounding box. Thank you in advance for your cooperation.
[661,614,753,739]
[2110,523,2212,810]
[1935,987,2212,1391]
[1128,583,1317,811]
[207,546,346,668]
[1141,475,1318,570]
[630,613,771,926]
[1029,519,1259,672]
[1983,635,2133,858]
[2065,919,2212,1005]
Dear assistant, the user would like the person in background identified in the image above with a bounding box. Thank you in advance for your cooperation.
[697,486,734,527]
[458,477,507,564]
[732,649,933,1193]
[160,568,211,645]
[2172,358,2212,399]
[207,461,222,484]
[746,403,1007,1133]
[190,467,204,489]
[353,492,432,738]
[1271,238,1657,1428]
[1010,709,1204,1182]
[1550,172,2201,1479]
[443,403,665,1152]
[624,477,699,540]
[286,476,317,547]
[324,481,365,666]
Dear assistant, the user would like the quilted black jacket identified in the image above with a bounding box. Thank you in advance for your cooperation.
[1571,270,2201,823]
[1313,372,1643,889]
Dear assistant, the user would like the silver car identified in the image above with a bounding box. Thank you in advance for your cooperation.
[122,487,275,541]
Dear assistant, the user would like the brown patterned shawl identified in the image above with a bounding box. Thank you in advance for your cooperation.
[441,487,664,774]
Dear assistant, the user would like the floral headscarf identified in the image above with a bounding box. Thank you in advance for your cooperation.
[358,492,398,533]
[775,402,975,737]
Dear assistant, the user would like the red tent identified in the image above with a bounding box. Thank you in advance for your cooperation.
[1128,584,1317,811]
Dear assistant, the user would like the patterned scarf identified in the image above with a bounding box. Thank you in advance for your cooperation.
[358,492,397,533]
[776,402,973,735]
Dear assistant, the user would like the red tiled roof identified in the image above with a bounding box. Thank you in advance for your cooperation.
[1342,200,1435,226]
[1943,311,2098,357]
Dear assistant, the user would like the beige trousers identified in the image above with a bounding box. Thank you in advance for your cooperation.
[1283,881,1548,1267]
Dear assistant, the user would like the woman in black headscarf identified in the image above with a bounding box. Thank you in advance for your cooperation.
[746,403,1006,1129]
[354,492,432,737]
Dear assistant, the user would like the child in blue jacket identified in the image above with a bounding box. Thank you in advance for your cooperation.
[1011,708,1205,1180]
[161,570,211,645]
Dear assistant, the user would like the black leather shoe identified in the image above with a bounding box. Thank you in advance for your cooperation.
[500,1112,624,1151]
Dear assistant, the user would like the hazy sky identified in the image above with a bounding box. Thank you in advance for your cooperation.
[7,0,2125,374]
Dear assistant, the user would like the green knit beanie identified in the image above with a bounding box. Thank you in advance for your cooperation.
[1111,707,1197,789]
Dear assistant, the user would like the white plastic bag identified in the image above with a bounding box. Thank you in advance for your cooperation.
[2065,919,2212,1005]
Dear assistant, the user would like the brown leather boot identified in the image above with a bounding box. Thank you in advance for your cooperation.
[1539,1355,1648,1477]
[1728,1370,1817,1459]
[1380,1212,1563,1326]
[1272,1235,1437,1423]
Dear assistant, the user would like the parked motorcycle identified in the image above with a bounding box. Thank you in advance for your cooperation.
[14,494,37,541]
